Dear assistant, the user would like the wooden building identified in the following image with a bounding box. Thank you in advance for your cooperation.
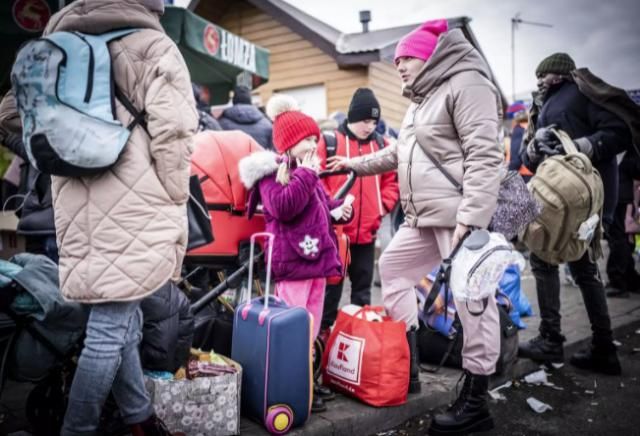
[189,0,506,129]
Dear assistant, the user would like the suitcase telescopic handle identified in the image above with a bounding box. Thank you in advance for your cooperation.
[247,232,275,309]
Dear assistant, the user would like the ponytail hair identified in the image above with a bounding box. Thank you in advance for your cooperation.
[275,154,291,185]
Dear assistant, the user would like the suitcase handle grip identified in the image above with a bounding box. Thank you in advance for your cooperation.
[248,232,275,309]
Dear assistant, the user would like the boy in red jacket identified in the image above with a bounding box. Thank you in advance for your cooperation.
[317,88,399,341]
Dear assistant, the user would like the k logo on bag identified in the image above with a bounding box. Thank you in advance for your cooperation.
[327,332,365,385]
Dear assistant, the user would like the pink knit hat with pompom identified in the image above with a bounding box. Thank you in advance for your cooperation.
[394,19,449,63]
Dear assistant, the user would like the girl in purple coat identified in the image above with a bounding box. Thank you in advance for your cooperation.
[239,95,352,411]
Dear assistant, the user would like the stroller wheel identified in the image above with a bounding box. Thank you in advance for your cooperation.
[26,373,66,435]
[265,404,293,434]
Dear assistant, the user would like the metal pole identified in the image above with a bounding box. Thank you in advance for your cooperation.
[511,18,516,102]
[510,14,552,103]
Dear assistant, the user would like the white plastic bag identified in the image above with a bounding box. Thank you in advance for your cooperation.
[450,230,516,301]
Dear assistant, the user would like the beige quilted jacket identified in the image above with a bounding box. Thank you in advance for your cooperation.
[0,0,198,303]
[349,29,503,229]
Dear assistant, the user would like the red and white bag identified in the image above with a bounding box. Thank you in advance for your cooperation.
[321,306,409,407]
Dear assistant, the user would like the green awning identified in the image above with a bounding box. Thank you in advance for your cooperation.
[161,6,270,104]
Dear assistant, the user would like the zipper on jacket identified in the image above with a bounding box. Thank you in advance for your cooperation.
[75,33,95,103]
[407,141,418,218]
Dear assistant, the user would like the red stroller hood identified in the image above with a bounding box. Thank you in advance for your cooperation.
[191,130,264,211]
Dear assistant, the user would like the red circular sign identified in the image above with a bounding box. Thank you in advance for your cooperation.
[203,24,220,56]
[12,0,51,33]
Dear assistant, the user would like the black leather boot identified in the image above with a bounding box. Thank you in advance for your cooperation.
[311,388,327,413]
[518,332,565,364]
[407,327,421,394]
[429,371,494,435]
[570,340,622,375]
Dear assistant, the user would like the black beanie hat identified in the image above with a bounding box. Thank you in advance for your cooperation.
[536,53,576,77]
[232,85,252,105]
[348,88,381,123]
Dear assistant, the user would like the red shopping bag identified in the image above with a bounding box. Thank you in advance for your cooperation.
[321,306,409,407]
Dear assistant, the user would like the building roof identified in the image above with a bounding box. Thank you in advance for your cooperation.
[189,0,508,106]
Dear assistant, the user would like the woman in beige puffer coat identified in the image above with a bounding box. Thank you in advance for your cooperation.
[329,20,503,436]
[0,0,197,433]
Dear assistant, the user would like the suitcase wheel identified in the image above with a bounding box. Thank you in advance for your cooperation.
[265,404,293,434]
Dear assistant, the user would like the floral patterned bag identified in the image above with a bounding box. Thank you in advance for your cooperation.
[145,357,242,436]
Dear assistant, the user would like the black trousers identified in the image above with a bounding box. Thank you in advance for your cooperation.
[530,250,613,347]
[605,202,640,291]
[321,242,375,330]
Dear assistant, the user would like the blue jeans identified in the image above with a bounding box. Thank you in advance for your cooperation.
[62,301,153,436]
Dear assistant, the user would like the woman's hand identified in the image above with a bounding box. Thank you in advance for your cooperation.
[451,223,469,249]
[327,155,351,171]
[341,203,353,221]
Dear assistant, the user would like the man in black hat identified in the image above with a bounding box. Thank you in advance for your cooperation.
[519,52,630,375]
[218,85,273,150]
[317,87,399,358]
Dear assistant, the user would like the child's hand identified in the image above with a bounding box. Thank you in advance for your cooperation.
[327,155,351,171]
[341,203,353,220]
[299,151,319,172]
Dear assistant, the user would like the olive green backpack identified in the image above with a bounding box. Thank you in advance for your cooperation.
[520,128,604,264]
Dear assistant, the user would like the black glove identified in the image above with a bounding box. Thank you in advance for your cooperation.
[534,125,561,152]
[526,126,563,164]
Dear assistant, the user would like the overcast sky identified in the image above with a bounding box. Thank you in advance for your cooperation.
[177,0,640,101]
[281,0,640,101]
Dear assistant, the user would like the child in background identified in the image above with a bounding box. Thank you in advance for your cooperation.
[238,95,352,413]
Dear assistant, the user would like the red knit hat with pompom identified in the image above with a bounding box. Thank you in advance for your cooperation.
[267,95,320,153]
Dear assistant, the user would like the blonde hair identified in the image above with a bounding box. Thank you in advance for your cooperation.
[276,153,291,185]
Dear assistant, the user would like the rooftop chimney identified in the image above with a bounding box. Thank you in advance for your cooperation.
[359,10,371,33]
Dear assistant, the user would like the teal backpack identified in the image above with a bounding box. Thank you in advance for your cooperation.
[10,29,144,177]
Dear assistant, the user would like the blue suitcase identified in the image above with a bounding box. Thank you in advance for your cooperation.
[232,233,312,434]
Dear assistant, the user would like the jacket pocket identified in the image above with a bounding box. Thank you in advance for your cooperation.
[286,228,334,262]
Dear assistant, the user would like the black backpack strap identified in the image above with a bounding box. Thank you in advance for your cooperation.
[114,86,149,137]
[374,133,385,150]
[323,132,338,158]
[421,233,469,321]
[419,315,462,374]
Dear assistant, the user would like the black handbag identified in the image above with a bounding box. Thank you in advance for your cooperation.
[418,302,518,375]
[187,175,214,251]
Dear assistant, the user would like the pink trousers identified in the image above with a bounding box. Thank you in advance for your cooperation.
[275,277,326,341]
[378,225,501,375]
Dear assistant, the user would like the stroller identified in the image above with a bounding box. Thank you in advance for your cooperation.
[0,254,192,436]
[0,253,89,435]
[183,130,355,377]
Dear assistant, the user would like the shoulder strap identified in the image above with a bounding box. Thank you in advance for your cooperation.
[114,86,149,136]
[95,28,140,44]
[374,133,385,150]
[101,29,148,136]
[421,233,469,319]
[323,132,338,158]
[419,316,462,374]
[415,138,463,194]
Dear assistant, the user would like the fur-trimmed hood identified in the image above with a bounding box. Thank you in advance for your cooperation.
[238,150,280,190]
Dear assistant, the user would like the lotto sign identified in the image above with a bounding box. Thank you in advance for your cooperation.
[326,332,365,385]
